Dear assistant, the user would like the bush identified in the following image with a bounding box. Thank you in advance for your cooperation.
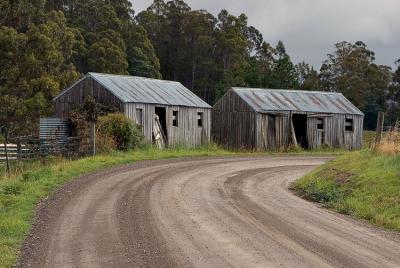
[97,113,143,150]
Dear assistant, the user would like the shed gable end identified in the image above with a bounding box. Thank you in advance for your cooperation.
[213,90,254,113]
[53,76,124,118]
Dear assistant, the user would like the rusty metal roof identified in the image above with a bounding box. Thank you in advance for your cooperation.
[91,73,211,108]
[232,88,363,115]
[55,73,211,108]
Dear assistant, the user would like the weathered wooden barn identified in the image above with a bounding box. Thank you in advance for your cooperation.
[212,88,364,150]
[53,72,212,147]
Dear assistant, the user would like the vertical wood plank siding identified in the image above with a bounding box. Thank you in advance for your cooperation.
[212,90,363,151]
[125,104,211,147]
[212,91,256,149]
[124,103,155,142]
[307,114,363,150]
[255,114,289,151]
[54,76,211,148]
[54,77,124,118]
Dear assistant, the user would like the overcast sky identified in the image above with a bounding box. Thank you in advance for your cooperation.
[131,0,400,70]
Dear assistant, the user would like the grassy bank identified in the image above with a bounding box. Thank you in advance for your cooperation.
[0,145,234,267]
[292,150,400,231]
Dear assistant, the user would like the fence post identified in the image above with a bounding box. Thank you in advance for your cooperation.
[4,140,10,178]
[17,137,21,161]
[375,111,385,145]
[90,123,96,156]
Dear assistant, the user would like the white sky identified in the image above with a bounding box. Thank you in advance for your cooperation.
[131,0,400,69]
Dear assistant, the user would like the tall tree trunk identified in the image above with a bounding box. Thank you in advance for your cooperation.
[191,40,196,92]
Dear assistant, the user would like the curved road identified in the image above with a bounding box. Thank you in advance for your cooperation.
[19,157,400,268]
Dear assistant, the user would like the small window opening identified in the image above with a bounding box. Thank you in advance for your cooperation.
[317,118,324,130]
[345,118,354,132]
[172,110,178,127]
[197,112,203,127]
[136,108,143,126]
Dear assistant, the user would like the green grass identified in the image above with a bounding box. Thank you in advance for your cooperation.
[0,145,234,267]
[292,150,400,231]
[363,131,376,149]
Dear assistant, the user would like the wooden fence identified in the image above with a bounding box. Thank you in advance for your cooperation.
[0,136,93,163]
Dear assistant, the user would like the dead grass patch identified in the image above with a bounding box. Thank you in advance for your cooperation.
[376,123,400,155]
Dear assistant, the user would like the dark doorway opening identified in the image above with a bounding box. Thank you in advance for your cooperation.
[292,114,308,148]
[155,107,167,138]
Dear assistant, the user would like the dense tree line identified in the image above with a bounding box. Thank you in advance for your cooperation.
[0,0,399,138]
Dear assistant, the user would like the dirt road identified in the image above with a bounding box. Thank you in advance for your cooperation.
[19,157,400,268]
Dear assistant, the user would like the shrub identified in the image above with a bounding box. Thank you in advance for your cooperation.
[97,113,143,150]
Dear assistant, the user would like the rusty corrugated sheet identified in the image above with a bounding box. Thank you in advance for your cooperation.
[233,88,363,115]
[54,73,211,109]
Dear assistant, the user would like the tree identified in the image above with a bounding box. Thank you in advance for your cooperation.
[0,0,46,31]
[87,38,128,74]
[47,0,160,77]
[268,41,299,89]
[296,62,321,90]
[0,11,79,136]
[386,60,400,125]
[320,41,392,129]
[124,24,161,78]
[2,0,314,136]
[214,10,250,100]
[181,10,217,97]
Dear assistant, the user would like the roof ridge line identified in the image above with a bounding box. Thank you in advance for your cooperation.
[232,87,341,95]
[88,72,181,84]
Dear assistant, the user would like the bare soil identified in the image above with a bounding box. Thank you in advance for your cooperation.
[18,157,400,268]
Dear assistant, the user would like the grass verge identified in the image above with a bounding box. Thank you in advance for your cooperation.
[0,145,233,267]
[292,150,400,231]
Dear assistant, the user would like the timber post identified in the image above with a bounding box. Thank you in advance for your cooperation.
[289,112,298,148]
[4,139,10,178]
[90,123,96,156]
[375,111,385,145]
[17,137,21,161]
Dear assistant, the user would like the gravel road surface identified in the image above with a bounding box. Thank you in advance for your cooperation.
[19,157,400,268]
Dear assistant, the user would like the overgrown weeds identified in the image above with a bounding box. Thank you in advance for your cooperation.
[376,123,400,155]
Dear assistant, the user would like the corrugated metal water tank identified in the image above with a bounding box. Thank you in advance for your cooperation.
[40,117,69,146]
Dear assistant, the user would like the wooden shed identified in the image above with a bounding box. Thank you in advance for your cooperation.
[53,72,212,147]
[212,88,364,151]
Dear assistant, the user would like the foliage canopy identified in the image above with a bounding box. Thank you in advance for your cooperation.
[0,0,399,135]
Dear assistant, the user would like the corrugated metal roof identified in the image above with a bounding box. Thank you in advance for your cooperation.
[90,73,211,108]
[232,88,363,115]
[55,73,211,108]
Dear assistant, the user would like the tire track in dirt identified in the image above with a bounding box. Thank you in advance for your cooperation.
[18,157,400,268]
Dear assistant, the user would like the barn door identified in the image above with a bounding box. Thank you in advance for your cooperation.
[153,114,167,149]
[292,114,308,148]
[154,107,167,148]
